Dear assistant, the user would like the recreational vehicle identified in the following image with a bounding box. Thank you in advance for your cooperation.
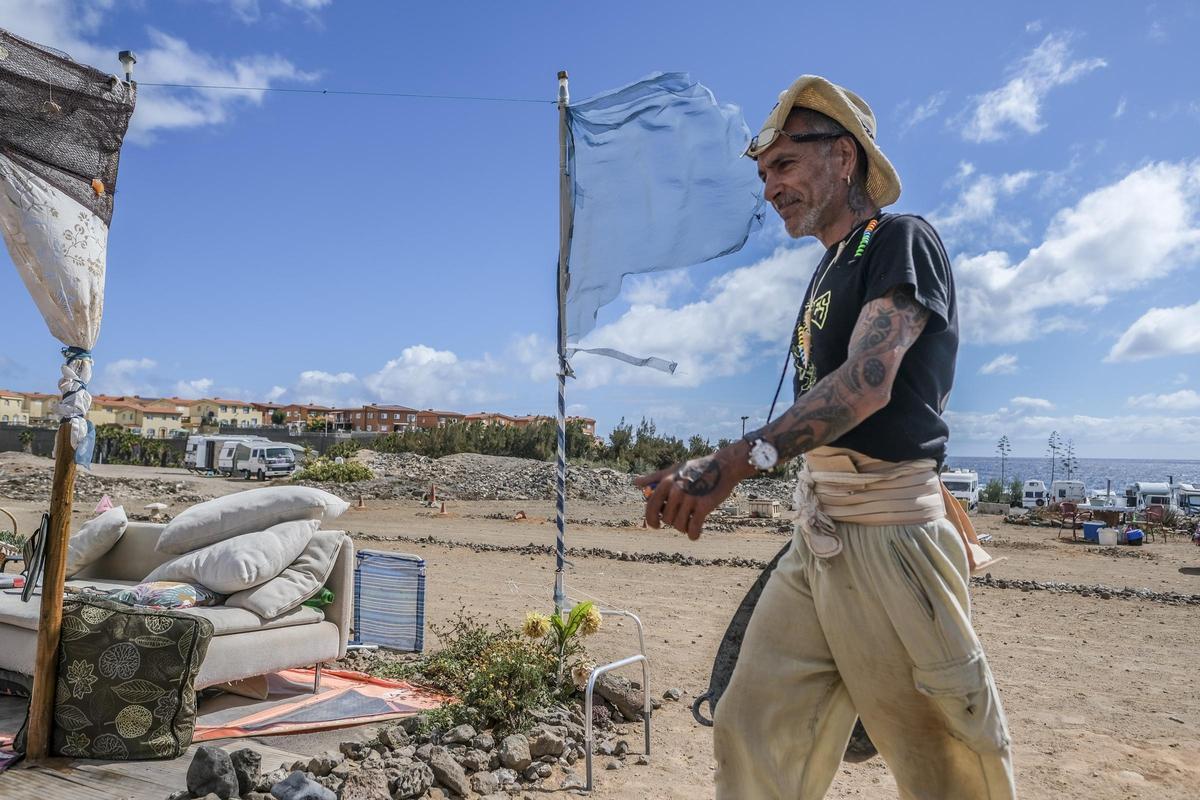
[1022,479,1048,508]
[1124,482,1172,510]
[185,434,268,474]
[1050,480,1086,504]
[218,440,296,480]
[941,469,980,509]
[1176,484,1200,517]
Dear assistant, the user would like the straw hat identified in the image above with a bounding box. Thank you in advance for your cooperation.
[747,75,901,208]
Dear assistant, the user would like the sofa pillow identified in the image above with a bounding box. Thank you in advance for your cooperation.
[65,506,128,578]
[145,519,318,594]
[156,486,348,554]
[226,531,345,619]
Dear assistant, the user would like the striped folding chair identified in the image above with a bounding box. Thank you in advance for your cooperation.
[351,550,426,652]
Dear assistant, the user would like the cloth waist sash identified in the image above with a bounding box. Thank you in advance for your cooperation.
[793,446,999,573]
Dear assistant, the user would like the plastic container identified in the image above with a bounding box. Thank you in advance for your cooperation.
[1098,528,1119,546]
[1125,528,1144,546]
[1082,521,1104,543]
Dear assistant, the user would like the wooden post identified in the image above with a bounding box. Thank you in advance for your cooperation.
[25,422,76,761]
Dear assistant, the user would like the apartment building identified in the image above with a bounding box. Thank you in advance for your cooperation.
[414,409,466,429]
[0,389,27,424]
[189,398,260,429]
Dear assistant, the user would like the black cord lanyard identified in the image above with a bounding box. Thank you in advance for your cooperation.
[764,217,877,425]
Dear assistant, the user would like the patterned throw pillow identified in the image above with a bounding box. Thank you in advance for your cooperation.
[101,581,222,609]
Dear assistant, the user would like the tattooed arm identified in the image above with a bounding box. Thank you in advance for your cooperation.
[635,285,931,539]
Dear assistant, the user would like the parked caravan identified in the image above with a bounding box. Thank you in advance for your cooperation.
[1051,480,1086,504]
[941,469,980,509]
[1124,482,1172,510]
[185,434,265,474]
[1176,484,1200,517]
[1022,479,1048,508]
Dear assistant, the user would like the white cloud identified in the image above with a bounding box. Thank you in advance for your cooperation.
[292,369,360,406]
[1107,299,1200,362]
[1127,390,1200,412]
[963,33,1106,142]
[1114,96,1127,119]
[931,164,1036,242]
[1011,396,1054,411]
[1026,20,1043,33]
[575,243,823,388]
[173,377,213,397]
[979,353,1019,375]
[281,0,331,9]
[265,385,287,401]
[899,91,948,134]
[621,271,692,306]
[363,345,501,409]
[955,161,1200,343]
[1175,372,1189,386]
[0,0,316,143]
[946,406,1200,457]
[101,357,157,395]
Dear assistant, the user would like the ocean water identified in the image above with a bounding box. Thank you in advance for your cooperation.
[943,456,1200,491]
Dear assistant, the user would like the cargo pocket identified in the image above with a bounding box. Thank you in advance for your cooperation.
[913,653,1010,754]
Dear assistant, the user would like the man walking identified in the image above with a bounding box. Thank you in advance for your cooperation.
[637,76,1015,799]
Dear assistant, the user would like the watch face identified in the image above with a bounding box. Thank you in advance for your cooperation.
[751,441,778,469]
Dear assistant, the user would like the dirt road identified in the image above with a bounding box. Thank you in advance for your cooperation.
[2,453,1198,798]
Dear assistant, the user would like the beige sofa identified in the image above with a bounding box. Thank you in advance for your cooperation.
[0,521,353,689]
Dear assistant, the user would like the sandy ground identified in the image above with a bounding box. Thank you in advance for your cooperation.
[2,453,1199,798]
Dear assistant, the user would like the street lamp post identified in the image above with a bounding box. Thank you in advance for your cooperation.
[741,415,749,437]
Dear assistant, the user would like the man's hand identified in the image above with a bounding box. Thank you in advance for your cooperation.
[634,442,756,539]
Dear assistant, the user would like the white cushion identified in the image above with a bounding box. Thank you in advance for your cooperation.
[226,531,345,619]
[145,519,318,594]
[65,506,128,578]
[156,486,348,555]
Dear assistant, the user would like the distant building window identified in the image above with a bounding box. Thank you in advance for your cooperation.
[366,425,373,432]
[220,405,227,412]
[355,412,362,419]
[242,406,250,413]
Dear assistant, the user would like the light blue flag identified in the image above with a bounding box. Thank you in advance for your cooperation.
[565,72,765,349]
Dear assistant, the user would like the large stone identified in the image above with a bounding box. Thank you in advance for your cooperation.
[471,770,501,795]
[187,746,240,800]
[459,747,490,772]
[492,767,518,786]
[230,748,263,798]
[470,732,495,752]
[270,771,337,800]
[378,724,410,750]
[527,727,566,758]
[336,766,389,800]
[415,743,434,762]
[441,724,476,745]
[595,673,645,721]
[429,746,471,798]
[307,753,339,778]
[258,768,290,792]
[391,761,434,800]
[498,734,531,771]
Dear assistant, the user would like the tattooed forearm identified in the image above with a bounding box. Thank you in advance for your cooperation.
[749,285,930,463]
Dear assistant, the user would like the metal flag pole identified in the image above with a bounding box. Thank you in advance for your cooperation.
[554,69,572,616]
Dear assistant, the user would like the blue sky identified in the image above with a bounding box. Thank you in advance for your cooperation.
[1,0,1198,458]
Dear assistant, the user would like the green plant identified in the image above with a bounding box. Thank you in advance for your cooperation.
[376,609,558,735]
[981,478,1005,504]
[325,440,361,460]
[524,601,601,689]
[271,410,286,425]
[293,458,373,483]
[0,529,23,548]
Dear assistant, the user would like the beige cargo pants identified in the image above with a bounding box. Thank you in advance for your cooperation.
[713,518,1015,799]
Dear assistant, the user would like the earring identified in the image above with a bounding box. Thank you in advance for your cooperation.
[845,175,851,186]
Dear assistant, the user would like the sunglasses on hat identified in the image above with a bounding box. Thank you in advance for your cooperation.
[745,129,845,159]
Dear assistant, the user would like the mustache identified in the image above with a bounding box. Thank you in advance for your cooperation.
[773,192,804,212]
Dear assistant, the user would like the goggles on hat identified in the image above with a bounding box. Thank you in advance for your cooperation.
[744,129,844,159]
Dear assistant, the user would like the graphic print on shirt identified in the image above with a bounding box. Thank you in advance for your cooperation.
[792,288,832,395]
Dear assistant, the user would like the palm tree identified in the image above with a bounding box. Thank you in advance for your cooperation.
[996,435,1011,486]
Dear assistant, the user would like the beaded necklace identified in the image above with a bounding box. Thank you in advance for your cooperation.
[797,216,878,364]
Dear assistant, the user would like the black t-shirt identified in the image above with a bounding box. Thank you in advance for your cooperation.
[791,213,957,463]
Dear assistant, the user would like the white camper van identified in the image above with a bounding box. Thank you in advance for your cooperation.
[220,441,296,480]
[1176,484,1200,517]
[941,469,980,509]
[186,434,267,474]
[1050,480,1086,504]
[1022,479,1048,508]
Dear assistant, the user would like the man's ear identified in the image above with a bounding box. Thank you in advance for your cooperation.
[838,135,858,177]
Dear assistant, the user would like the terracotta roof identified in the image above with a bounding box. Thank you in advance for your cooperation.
[369,404,418,412]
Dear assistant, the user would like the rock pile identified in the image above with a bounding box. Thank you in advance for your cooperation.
[0,470,207,505]
[170,704,651,799]
[972,573,1200,606]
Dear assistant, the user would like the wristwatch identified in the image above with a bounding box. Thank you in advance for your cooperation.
[747,438,779,471]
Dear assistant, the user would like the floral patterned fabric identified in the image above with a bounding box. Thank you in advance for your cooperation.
[99,580,223,610]
[48,596,212,760]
